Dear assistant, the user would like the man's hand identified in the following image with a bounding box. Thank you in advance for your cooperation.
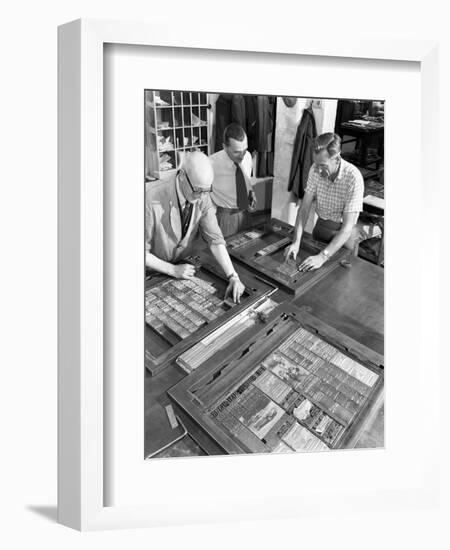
[284,242,300,261]
[248,190,257,212]
[224,276,245,304]
[298,254,325,272]
[171,263,196,279]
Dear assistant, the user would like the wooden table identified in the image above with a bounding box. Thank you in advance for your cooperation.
[339,122,384,156]
[338,121,384,181]
[145,250,384,457]
[293,256,384,357]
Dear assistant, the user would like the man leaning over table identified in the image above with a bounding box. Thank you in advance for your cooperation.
[145,151,245,303]
[284,132,378,271]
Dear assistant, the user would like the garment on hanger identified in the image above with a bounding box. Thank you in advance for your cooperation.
[254,95,276,177]
[334,99,355,133]
[257,96,272,153]
[258,96,276,176]
[244,95,258,153]
[231,95,246,128]
[214,94,276,176]
[288,106,317,199]
[214,94,246,152]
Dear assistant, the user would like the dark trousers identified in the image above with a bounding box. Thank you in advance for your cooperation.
[215,207,249,238]
[312,217,341,243]
[312,217,360,253]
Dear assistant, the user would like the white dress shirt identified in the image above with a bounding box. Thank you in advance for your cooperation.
[210,149,253,208]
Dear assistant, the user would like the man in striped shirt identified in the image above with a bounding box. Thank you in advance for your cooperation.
[284,132,373,271]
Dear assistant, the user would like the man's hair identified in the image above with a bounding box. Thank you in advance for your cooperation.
[223,123,246,145]
[313,133,341,157]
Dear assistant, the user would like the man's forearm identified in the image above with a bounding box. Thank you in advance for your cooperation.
[323,227,353,257]
[145,252,175,276]
[209,243,236,277]
[292,202,308,244]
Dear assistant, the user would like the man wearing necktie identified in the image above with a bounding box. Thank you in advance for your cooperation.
[210,123,257,237]
[145,151,245,303]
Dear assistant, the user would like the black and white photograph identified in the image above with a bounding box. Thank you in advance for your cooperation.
[144,91,385,459]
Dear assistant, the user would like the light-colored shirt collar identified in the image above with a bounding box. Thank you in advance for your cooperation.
[222,149,241,168]
[333,158,344,182]
[317,158,344,185]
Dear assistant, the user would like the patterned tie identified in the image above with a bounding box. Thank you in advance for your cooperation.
[235,162,249,210]
[181,201,193,239]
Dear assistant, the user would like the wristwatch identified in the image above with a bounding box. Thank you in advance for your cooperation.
[226,271,239,281]
[320,249,330,261]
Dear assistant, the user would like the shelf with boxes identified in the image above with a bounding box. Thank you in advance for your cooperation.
[145,90,210,180]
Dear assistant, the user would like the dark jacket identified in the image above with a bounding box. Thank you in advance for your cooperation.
[288,107,317,199]
[214,94,246,152]
[244,95,258,152]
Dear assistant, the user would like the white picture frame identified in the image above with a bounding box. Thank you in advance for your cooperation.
[58,18,440,531]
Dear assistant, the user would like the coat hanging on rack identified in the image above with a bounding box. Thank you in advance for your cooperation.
[214,94,246,152]
[287,106,317,199]
[255,95,276,177]
[244,95,258,153]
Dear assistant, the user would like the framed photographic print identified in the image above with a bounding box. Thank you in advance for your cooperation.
[58,18,440,530]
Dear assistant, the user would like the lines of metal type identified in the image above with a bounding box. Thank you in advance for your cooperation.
[255,237,290,258]
[177,298,278,373]
[228,228,265,249]
[208,329,376,451]
[145,276,227,342]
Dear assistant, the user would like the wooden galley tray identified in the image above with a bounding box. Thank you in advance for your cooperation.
[145,259,275,376]
[169,303,384,454]
[226,218,348,296]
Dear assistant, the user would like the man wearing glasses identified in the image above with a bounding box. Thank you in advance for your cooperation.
[284,132,369,271]
[145,151,245,303]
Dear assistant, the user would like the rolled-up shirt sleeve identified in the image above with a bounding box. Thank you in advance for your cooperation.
[242,152,254,193]
[198,195,227,246]
[304,166,317,197]
[344,172,364,214]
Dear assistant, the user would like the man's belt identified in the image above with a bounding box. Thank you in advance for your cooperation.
[316,217,341,230]
[216,206,243,214]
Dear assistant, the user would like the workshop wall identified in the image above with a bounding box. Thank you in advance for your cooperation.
[272,98,337,229]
